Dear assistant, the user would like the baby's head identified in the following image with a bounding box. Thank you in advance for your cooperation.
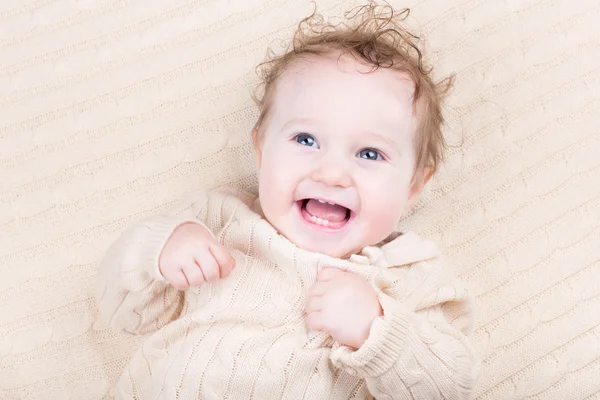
[251,4,452,258]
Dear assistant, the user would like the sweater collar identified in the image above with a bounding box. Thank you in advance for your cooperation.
[252,198,439,268]
[349,231,440,268]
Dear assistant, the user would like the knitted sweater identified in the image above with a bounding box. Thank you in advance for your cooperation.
[96,188,479,400]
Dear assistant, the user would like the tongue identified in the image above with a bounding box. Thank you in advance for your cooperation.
[305,199,348,222]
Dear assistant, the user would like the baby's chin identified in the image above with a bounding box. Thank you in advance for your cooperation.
[284,232,362,259]
[302,242,352,259]
[265,209,389,258]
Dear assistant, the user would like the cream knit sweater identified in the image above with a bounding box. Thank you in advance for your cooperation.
[96,188,479,400]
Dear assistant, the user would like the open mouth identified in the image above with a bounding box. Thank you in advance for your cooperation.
[296,198,353,230]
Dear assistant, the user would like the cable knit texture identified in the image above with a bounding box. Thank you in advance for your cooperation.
[2,1,600,399]
[96,188,478,399]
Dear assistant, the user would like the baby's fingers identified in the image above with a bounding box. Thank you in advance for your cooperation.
[181,261,206,287]
[306,311,325,331]
[194,248,220,283]
[305,295,322,313]
[307,281,327,297]
[164,268,190,291]
[209,242,236,279]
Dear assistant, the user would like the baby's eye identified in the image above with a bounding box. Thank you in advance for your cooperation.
[358,148,382,161]
[295,134,318,148]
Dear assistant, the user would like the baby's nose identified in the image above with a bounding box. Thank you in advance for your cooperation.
[310,162,353,188]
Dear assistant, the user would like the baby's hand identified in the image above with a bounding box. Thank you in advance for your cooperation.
[159,222,235,290]
[306,268,382,349]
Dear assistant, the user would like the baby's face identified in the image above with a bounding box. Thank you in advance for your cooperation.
[255,54,424,258]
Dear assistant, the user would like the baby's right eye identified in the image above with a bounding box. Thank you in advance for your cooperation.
[295,134,319,148]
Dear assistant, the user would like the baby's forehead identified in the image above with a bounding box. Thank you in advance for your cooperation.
[274,53,416,107]
[271,54,418,123]
[263,54,420,145]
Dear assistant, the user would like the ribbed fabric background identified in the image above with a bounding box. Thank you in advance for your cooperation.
[0,0,598,399]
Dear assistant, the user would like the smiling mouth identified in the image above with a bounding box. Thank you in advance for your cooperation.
[297,198,353,230]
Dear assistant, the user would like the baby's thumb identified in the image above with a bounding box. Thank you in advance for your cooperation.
[209,243,236,276]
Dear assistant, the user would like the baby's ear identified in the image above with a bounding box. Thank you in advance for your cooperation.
[405,167,433,211]
[422,167,434,185]
[251,128,262,168]
[251,127,259,147]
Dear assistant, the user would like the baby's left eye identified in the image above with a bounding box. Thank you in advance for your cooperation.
[358,148,382,161]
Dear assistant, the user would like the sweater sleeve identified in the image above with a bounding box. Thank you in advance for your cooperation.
[95,188,238,336]
[330,261,480,400]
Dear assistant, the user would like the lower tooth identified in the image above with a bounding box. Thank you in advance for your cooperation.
[308,215,330,226]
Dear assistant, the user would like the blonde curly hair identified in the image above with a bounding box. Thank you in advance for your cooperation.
[253,2,453,181]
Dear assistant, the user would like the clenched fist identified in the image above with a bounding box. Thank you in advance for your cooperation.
[159,222,235,290]
[306,267,382,349]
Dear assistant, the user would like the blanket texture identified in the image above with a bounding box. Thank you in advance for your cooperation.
[1,0,599,399]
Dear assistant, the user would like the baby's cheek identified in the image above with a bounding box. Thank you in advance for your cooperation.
[363,197,404,240]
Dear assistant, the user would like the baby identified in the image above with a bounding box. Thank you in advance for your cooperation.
[97,4,479,399]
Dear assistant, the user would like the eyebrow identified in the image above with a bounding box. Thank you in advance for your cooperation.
[280,118,315,132]
[360,129,403,155]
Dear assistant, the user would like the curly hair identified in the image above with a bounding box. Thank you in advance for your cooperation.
[253,2,453,181]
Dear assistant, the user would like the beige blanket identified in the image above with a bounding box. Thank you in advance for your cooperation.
[1,0,599,398]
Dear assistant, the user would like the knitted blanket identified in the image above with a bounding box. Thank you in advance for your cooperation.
[1,0,599,398]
